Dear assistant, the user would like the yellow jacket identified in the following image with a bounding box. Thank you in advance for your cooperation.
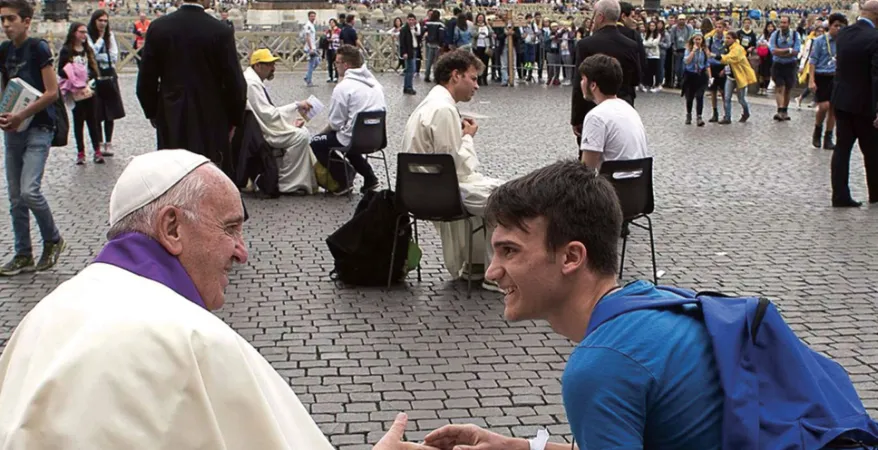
[719,41,757,89]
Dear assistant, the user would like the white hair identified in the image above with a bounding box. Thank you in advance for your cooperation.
[595,0,621,23]
[107,164,225,239]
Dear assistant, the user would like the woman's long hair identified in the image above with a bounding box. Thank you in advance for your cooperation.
[63,22,100,76]
[763,21,776,39]
[87,9,112,52]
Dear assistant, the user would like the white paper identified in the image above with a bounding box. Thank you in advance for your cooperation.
[305,95,324,121]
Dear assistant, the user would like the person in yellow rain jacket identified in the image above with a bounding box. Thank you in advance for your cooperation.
[717,30,757,124]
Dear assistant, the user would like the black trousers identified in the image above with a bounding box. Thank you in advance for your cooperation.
[832,109,878,202]
[73,97,101,153]
[326,49,337,80]
[310,131,376,181]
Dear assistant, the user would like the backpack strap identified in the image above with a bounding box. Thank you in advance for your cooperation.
[586,288,699,337]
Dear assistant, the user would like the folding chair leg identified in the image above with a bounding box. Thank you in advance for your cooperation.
[619,224,629,281]
[646,215,657,285]
[387,214,405,288]
[413,219,421,282]
[466,218,474,299]
[380,150,390,188]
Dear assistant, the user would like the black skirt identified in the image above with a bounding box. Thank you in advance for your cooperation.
[681,70,709,97]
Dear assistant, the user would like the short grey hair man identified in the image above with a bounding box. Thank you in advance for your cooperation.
[593,0,621,25]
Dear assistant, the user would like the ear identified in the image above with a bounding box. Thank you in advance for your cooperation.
[559,241,587,276]
[153,205,185,256]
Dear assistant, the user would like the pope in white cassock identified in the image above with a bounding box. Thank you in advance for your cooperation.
[401,50,504,292]
[244,49,318,194]
[0,150,436,450]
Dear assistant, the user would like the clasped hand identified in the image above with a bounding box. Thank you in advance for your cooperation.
[374,419,524,450]
[0,112,23,131]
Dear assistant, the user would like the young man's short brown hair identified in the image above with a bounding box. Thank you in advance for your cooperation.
[0,0,34,19]
[336,44,363,68]
[433,49,484,85]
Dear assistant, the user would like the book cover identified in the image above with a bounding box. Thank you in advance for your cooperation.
[0,77,43,132]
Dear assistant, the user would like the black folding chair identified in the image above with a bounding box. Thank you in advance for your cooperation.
[389,153,486,298]
[328,110,390,192]
[600,158,657,284]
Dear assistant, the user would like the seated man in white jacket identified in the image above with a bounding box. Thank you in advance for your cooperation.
[245,49,318,194]
[310,44,386,194]
[401,50,504,292]
[0,150,433,450]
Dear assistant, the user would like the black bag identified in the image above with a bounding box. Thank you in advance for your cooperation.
[326,189,412,286]
[50,95,68,147]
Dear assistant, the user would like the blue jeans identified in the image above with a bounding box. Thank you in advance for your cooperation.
[500,47,516,84]
[404,57,416,90]
[723,76,750,120]
[5,127,60,257]
[657,50,666,86]
[673,50,685,86]
[305,53,320,84]
[424,44,439,80]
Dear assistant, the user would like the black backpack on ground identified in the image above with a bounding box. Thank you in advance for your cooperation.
[326,189,412,286]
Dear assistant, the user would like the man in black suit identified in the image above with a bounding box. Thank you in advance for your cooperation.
[831,0,878,207]
[619,1,648,88]
[571,0,641,144]
[400,13,420,95]
[136,0,246,176]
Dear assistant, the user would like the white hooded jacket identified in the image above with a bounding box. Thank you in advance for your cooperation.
[328,65,387,147]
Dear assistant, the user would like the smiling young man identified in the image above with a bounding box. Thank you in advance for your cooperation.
[425,161,723,450]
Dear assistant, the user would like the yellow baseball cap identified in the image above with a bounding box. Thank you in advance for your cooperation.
[250,48,281,66]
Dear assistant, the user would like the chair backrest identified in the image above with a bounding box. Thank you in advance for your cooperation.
[395,153,469,221]
[349,110,387,154]
[599,157,654,219]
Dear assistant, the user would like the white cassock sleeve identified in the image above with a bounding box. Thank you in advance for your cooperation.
[247,81,301,138]
[0,315,333,450]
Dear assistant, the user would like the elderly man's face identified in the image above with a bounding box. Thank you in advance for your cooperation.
[173,167,248,310]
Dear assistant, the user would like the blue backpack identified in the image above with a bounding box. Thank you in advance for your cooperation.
[588,286,878,449]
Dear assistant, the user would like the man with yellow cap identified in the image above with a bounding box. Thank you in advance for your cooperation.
[244,48,318,194]
[0,150,436,450]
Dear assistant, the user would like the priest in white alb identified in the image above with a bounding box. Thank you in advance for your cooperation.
[245,48,318,194]
[401,50,504,293]
[0,150,435,450]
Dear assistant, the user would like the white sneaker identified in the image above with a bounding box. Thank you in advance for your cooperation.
[653,86,662,92]
[796,97,802,109]
[102,142,114,156]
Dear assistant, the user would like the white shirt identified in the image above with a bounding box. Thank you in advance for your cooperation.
[411,26,419,48]
[303,21,316,53]
[580,98,651,162]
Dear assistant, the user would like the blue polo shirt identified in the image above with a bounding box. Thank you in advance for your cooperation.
[808,34,837,74]
[769,29,802,64]
[562,281,723,450]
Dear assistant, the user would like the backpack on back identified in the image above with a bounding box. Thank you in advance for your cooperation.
[588,286,878,450]
[326,189,418,286]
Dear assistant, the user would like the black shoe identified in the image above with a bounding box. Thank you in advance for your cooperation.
[697,116,705,127]
[708,114,718,123]
[823,133,835,150]
[812,126,823,148]
[424,77,431,83]
[403,88,417,95]
[718,118,732,125]
[783,113,792,121]
[832,198,863,208]
[685,114,692,125]
[36,237,66,271]
[773,113,784,121]
[739,112,750,123]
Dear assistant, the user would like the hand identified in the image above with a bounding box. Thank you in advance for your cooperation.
[294,118,305,128]
[229,127,236,143]
[809,80,817,91]
[297,100,313,116]
[424,424,528,450]
[0,113,22,131]
[572,124,582,137]
[402,53,408,59]
[462,118,478,137]
[373,413,438,450]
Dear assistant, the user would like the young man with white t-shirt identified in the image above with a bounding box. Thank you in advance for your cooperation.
[578,54,651,170]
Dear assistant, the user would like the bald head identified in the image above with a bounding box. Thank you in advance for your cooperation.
[594,0,621,29]
[863,0,878,21]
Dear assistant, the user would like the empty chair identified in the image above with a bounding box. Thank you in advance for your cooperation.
[599,157,657,284]
[389,153,486,297]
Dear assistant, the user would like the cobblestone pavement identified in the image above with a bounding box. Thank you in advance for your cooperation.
[1,72,877,448]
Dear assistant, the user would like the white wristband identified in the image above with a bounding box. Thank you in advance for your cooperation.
[529,429,550,450]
